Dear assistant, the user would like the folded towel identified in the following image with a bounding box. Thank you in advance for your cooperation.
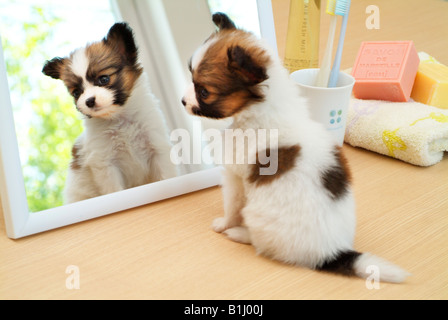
[344,98,448,166]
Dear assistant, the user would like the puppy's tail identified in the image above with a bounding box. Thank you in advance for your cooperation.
[317,250,410,283]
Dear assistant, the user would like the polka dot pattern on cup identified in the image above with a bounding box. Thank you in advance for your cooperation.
[330,109,343,125]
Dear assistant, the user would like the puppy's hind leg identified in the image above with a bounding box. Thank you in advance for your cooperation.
[212,169,246,233]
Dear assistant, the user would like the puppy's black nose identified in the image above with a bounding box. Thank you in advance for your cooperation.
[181,98,186,107]
[86,97,96,108]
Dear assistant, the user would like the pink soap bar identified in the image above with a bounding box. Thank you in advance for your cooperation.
[351,41,420,102]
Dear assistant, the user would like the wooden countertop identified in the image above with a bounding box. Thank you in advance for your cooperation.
[1,0,447,300]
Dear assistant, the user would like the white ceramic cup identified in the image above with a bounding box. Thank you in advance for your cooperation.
[290,68,355,146]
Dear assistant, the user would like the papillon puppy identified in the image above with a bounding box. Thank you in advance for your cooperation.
[182,13,409,283]
[43,22,178,203]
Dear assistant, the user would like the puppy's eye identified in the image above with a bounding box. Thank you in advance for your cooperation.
[200,88,209,99]
[72,89,81,99]
[98,75,110,86]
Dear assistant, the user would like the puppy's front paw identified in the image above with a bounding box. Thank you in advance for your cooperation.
[224,227,251,244]
[211,217,228,233]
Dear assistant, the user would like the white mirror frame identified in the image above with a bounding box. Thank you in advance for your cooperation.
[0,0,276,239]
[0,28,223,239]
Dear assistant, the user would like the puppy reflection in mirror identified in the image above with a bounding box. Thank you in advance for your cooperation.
[43,22,178,203]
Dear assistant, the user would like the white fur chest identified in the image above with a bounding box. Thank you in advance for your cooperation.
[83,114,154,188]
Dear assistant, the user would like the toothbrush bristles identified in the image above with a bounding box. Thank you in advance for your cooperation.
[335,0,350,16]
[326,0,336,15]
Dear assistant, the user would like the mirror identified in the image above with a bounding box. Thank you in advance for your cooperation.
[0,0,275,239]
[2,1,120,212]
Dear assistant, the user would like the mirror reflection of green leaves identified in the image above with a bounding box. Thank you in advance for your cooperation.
[0,4,83,212]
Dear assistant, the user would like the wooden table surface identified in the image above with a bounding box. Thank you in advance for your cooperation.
[1,0,447,300]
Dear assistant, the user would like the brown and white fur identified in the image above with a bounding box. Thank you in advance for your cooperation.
[43,23,178,203]
[182,13,409,283]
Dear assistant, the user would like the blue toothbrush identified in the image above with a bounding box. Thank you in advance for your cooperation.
[328,0,351,88]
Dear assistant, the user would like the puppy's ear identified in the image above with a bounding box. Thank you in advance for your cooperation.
[104,22,139,65]
[227,46,268,85]
[212,12,236,31]
[42,57,66,80]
